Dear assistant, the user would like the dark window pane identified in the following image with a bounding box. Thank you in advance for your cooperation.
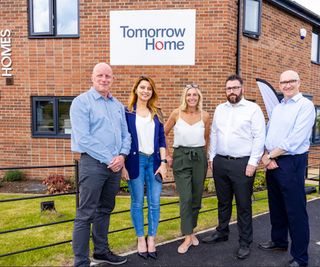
[56,0,78,35]
[245,0,260,33]
[36,100,54,132]
[58,99,72,134]
[32,0,50,33]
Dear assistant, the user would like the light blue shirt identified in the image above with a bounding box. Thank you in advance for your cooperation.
[70,87,131,164]
[265,93,315,155]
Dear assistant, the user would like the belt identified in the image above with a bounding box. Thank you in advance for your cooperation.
[275,152,307,160]
[175,146,204,161]
[216,154,249,160]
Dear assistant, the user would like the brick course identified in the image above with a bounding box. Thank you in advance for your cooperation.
[0,0,319,179]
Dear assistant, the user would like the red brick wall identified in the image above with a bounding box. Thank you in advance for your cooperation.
[0,0,319,180]
[241,1,320,106]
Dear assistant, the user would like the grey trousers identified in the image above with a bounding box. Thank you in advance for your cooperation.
[173,146,207,235]
[73,153,121,267]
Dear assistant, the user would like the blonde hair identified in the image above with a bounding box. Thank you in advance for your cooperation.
[179,85,203,111]
[128,76,163,123]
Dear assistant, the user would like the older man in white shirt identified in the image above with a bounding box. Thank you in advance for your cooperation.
[203,74,265,260]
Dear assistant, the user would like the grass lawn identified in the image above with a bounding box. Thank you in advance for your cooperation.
[0,187,319,266]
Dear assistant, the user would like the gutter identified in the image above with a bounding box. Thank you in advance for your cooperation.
[266,0,320,27]
[236,0,242,75]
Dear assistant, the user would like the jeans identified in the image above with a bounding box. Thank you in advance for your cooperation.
[128,153,162,237]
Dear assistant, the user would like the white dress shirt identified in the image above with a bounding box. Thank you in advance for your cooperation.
[209,98,266,166]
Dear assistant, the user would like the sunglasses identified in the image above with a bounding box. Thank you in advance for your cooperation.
[185,84,199,89]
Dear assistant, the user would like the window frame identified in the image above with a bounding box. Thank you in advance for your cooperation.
[311,29,320,64]
[28,0,80,38]
[31,96,74,138]
[312,105,320,145]
[243,0,262,39]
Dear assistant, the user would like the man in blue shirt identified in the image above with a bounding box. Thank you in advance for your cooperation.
[70,63,131,267]
[259,70,315,267]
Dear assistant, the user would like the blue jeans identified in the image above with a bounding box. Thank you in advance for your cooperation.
[128,154,162,237]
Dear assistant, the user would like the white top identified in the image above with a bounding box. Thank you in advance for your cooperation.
[208,98,266,166]
[136,113,155,155]
[173,110,206,148]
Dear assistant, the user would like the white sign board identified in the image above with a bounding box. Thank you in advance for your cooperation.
[110,9,196,65]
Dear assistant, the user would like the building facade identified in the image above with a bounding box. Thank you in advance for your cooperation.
[0,0,319,179]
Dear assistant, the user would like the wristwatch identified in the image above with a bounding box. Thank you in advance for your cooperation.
[160,159,168,163]
[267,153,273,160]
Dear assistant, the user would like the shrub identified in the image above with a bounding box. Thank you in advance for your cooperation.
[42,174,71,194]
[3,170,25,182]
[203,170,266,194]
[65,176,76,191]
[120,179,129,193]
[253,170,266,191]
[204,178,215,194]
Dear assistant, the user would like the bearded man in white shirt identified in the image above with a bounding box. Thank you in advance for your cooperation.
[202,74,265,260]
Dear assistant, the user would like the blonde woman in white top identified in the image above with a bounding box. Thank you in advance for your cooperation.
[164,84,210,254]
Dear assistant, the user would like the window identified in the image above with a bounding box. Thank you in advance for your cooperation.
[311,31,320,63]
[32,96,74,137]
[312,106,320,144]
[28,0,79,38]
[243,0,262,38]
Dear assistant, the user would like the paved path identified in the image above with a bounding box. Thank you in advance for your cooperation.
[110,198,320,267]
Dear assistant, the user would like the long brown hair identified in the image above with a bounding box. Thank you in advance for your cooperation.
[128,76,163,123]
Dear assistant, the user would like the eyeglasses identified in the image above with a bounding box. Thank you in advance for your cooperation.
[279,79,298,85]
[225,86,242,92]
[185,84,199,89]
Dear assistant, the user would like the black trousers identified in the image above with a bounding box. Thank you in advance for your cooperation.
[213,155,254,246]
[266,153,309,266]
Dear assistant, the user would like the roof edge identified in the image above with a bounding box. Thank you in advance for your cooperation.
[266,0,320,27]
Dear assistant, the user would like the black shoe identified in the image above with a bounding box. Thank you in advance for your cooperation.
[258,241,288,251]
[146,235,158,259]
[237,245,250,259]
[148,251,158,260]
[202,232,228,244]
[137,251,148,260]
[288,259,308,267]
[93,251,127,265]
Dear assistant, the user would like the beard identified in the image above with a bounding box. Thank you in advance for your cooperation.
[227,91,242,104]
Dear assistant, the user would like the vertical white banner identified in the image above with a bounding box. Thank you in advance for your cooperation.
[110,9,196,65]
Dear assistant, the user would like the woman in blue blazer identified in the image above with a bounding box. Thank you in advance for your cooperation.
[121,76,167,260]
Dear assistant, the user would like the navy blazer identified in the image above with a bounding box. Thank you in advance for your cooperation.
[125,108,166,179]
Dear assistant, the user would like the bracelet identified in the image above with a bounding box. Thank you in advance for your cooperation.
[160,159,168,163]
